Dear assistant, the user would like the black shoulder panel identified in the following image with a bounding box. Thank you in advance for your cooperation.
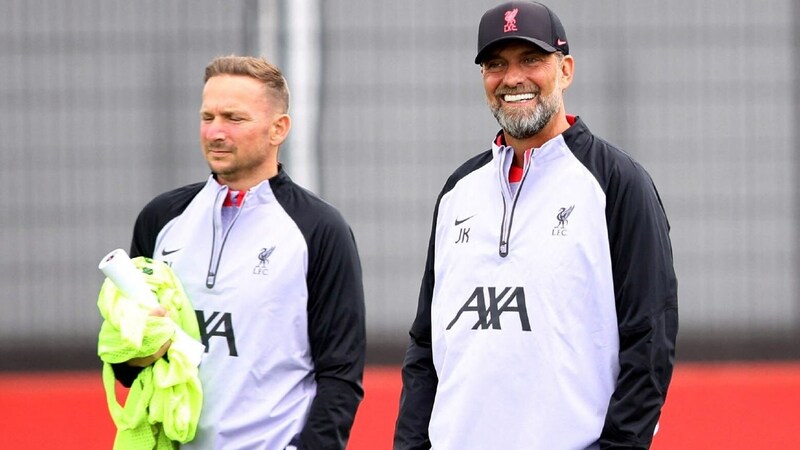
[129,182,205,258]
[441,150,494,199]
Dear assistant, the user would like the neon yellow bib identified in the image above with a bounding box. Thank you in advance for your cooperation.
[97,257,203,449]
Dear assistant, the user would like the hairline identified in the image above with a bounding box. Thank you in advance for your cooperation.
[204,55,291,114]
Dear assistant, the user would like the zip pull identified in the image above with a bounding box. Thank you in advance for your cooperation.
[206,188,248,289]
[497,149,534,258]
[206,272,216,288]
[499,241,509,257]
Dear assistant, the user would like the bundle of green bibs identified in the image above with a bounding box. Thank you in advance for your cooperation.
[97,256,204,450]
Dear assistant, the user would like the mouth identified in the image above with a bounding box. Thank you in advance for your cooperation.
[501,93,536,103]
[206,144,231,155]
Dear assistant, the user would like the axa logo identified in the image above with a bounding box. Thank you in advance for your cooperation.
[253,246,276,275]
[552,205,574,236]
[503,8,519,32]
[446,286,530,331]
[196,310,238,356]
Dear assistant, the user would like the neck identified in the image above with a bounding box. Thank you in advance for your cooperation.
[505,113,570,166]
[216,164,279,191]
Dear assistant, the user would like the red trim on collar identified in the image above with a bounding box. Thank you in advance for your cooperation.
[223,190,245,207]
[494,131,505,147]
[566,114,576,125]
[508,165,523,183]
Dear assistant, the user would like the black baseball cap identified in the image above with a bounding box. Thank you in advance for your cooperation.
[475,1,569,64]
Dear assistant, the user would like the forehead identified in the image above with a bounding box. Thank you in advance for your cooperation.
[484,40,552,60]
[201,74,269,110]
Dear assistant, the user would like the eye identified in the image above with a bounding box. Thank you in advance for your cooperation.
[200,114,214,122]
[483,60,507,73]
[521,56,542,67]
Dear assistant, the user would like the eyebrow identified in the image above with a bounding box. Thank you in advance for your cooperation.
[199,108,246,116]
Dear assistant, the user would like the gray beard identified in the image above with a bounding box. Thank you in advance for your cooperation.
[490,90,561,140]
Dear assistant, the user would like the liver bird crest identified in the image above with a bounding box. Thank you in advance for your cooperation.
[556,205,575,228]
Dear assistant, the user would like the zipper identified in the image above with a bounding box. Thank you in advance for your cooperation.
[206,189,246,288]
[498,149,533,257]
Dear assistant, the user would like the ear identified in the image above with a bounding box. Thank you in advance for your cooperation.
[269,114,291,147]
[559,55,574,90]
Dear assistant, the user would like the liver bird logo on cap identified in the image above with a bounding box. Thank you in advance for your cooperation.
[503,8,518,32]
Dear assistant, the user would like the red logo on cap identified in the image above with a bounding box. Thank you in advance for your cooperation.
[503,8,518,33]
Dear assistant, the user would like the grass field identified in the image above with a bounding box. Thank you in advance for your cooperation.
[1,363,798,449]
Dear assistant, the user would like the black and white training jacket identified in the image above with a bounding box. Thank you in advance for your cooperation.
[395,116,678,450]
[127,167,365,450]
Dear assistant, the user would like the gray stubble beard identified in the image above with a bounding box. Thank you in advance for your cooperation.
[489,88,562,140]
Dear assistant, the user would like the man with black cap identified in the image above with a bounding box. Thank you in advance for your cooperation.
[394,2,678,449]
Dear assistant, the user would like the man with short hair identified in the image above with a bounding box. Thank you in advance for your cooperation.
[394,2,678,449]
[113,55,366,450]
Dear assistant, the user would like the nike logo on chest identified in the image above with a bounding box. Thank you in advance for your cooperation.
[454,215,476,226]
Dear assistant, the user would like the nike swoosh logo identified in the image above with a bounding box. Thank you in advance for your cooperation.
[161,248,182,256]
[454,215,476,226]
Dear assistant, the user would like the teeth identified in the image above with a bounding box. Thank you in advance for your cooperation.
[503,93,535,102]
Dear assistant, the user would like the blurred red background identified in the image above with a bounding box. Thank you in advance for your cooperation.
[1,363,798,449]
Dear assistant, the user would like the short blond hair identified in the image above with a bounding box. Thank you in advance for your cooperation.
[204,55,290,113]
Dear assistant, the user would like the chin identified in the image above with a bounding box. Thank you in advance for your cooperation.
[207,163,232,175]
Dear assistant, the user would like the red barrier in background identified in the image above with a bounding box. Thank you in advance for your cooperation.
[1,363,798,449]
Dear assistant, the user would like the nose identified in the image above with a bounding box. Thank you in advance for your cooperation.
[201,119,226,142]
[502,61,527,87]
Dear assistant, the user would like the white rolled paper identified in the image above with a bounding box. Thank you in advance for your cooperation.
[99,248,205,364]
[98,248,159,308]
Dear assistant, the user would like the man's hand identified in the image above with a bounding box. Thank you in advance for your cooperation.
[126,306,172,367]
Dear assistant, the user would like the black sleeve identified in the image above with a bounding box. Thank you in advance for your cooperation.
[110,360,143,388]
[599,162,679,449]
[394,199,439,450]
[394,338,437,450]
[129,182,205,259]
[299,215,366,450]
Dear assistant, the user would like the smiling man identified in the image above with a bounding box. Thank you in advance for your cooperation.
[394,2,678,450]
